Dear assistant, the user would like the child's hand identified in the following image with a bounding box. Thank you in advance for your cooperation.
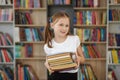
[75,53,81,68]
[76,56,80,68]
[44,60,54,74]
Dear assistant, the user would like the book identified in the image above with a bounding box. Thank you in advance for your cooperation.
[47,52,77,71]
[111,49,119,64]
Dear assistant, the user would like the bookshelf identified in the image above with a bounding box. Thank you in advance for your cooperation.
[73,0,107,80]
[47,0,107,80]
[0,0,14,80]
[107,0,120,79]
[14,0,47,80]
[2,0,120,80]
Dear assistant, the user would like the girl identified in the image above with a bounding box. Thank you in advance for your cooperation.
[44,11,85,80]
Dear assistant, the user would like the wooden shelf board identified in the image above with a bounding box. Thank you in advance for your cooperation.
[15,24,43,27]
[109,4,120,6]
[0,21,13,24]
[109,21,120,24]
[108,46,120,49]
[74,7,107,10]
[74,24,107,28]
[15,41,44,44]
[81,41,107,44]
[0,46,14,48]
[0,4,13,7]
[85,58,106,61]
[108,63,120,66]
[0,62,14,65]
[16,57,46,60]
[15,8,46,10]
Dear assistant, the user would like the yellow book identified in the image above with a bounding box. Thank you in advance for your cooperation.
[111,49,119,64]
[48,57,72,63]
[50,63,77,71]
[76,29,83,42]
[47,52,71,59]
[25,0,29,8]
[87,65,95,80]
[47,53,77,71]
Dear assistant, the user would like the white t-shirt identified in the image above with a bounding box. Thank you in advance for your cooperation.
[44,35,80,73]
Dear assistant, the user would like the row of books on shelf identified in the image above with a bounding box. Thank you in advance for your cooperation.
[82,44,102,58]
[0,0,13,5]
[0,48,13,62]
[14,27,44,42]
[72,0,99,7]
[15,11,32,24]
[74,11,107,25]
[48,0,71,5]
[0,32,13,46]
[108,49,120,64]
[108,66,120,80]
[15,43,33,58]
[48,0,99,7]
[0,65,13,80]
[74,28,106,42]
[108,33,120,46]
[78,64,97,80]
[16,63,39,80]
[0,9,13,21]
[109,9,120,21]
[109,0,120,4]
[47,52,77,71]
[14,0,41,8]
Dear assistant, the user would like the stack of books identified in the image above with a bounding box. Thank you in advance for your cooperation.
[47,52,77,71]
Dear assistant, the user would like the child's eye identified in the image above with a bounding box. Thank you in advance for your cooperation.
[59,24,63,26]
[66,25,69,27]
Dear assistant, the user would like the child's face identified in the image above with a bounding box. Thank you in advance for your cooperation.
[51,17,70,38]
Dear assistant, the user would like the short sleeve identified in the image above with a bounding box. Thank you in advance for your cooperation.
[44,44,49,55]
[75,35,80,48]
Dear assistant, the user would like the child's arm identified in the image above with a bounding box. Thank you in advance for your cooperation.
[76,45,85,66]
[44,58,54,73]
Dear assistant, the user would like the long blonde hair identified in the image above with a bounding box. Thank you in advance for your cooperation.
[44,11,70,48]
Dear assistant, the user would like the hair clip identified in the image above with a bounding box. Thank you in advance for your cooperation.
[49,17,52,23]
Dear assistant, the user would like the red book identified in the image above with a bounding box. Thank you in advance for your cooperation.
[79,11,83,24]
[25,12,33,24]
[3,49,10,62]
[92,11,96,25]
[92,45,101,58]
[5,33,13,45]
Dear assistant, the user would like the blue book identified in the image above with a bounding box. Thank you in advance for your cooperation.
[86,11,92,25]
[54,0,60,5]
[82,45,90,58]
[34,28,40,41]
[39,27,45,40]
[7,49,13,59]
[0,74,3,80]
[4,67,14,80]
[109,10,112,21]
[24,66,28,80]
[100,28,106,41]
[82,11,86,24]
[0,49,3,62]
[32,28,37,41]
[24,66,31,80]
[25,28,32,41]
[33,0,40,8]
[26,44,33,57]
[84,29,90,41]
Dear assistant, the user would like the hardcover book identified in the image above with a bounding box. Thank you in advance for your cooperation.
[47,52,77,71]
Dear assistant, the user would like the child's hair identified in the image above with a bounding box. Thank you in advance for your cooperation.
[45,11,70,48]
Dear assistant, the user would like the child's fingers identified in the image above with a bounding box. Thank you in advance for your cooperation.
[49,68,54,74]
[44,61,54,73]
